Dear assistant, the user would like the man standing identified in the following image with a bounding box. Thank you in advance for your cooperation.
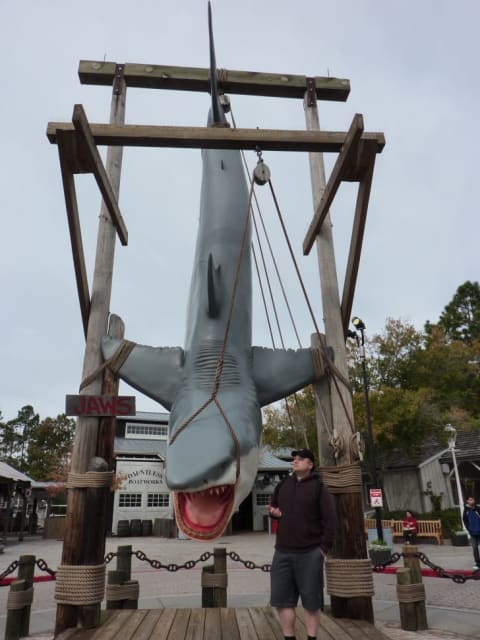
[462,496,480,569]
[269,449,336,640]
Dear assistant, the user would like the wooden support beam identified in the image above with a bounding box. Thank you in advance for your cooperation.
[78,60,351,101]
[72,105,128,247]
[303,114,365,255]
[56,130,90,338]
[47,121,385,153]
[341,141,377,335]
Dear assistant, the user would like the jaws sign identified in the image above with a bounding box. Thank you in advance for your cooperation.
[65,394,135,417]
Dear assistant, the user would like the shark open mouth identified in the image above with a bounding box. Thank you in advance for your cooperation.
[173,485,235,540]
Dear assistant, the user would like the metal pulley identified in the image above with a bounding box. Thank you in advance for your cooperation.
[253,161,271,186]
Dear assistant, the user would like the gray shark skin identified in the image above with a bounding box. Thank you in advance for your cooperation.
[102,4,325,540]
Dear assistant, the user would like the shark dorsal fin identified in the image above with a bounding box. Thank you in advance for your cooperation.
[207,252,221,317]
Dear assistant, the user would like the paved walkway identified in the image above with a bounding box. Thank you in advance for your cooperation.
[1,532,479,639]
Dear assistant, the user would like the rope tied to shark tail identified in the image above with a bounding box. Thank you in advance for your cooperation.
[79,340,136,392]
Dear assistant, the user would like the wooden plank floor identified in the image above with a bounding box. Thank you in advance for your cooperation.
[56,607,392,640]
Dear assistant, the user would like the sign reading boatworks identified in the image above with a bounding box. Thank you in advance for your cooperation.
[65,394,136,416]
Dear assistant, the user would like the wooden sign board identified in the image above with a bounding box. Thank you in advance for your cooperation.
[66,394,136,417]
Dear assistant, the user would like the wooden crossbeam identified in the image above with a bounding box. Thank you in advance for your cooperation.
[78,60,351,101]
[56,130,90,338]
[341,141,377,335]
[303,113,365,255]
[47,122,385,153]
[71,105,128,246]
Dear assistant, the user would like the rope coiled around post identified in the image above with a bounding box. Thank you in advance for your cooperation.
[397,582,426,603]
[79,339,136,391]
[66,470,114,489]
[201,572,228,588]
[7,587,34,610]
[106,581,139,601]
[325,558,374,597]
[320,462,363,494]
[55,564,105,605]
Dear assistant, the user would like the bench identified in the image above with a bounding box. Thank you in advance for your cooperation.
[365,518,443,545]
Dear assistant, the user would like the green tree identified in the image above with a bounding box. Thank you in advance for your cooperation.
[0,406,76,480]
[27,414,76,480]
[427,280,480,344]
[262,388,317,452]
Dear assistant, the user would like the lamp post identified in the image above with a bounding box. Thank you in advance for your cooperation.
[351,316,383,542]
[444,424,467,533]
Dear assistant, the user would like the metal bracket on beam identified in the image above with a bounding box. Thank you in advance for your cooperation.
[113,64,125,96]
[306,77,317,107]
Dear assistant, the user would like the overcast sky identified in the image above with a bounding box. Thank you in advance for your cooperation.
[1,1,478,421]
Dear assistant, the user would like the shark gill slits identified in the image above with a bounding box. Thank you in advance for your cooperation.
[193,340,241,388]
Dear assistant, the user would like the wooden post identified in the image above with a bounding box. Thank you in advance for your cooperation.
[55,73,127,635]
[117,544,137,609]
[403,545,428,630]
[311,333,335,466]
[5,555,35,639]
[304,92,372,622]
[106,570,126,610]
[98,314,125,536]
[396,568,417,631]
[202,547,227,608]
[5,579,27,640]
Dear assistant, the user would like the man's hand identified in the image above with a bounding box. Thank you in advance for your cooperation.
[268,505,282,518]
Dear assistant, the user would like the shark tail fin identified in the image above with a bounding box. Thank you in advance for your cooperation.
[208,2,227,125]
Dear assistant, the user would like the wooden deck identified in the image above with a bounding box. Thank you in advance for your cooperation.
[56,607,391,639]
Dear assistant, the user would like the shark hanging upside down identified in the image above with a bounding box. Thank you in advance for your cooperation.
[102,4,328,541]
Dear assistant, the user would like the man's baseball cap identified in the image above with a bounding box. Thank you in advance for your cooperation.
[291,449,315,463]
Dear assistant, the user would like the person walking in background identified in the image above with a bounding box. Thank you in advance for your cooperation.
[402,510,417,545]
[462,496,480,569]
[268,449,336,640]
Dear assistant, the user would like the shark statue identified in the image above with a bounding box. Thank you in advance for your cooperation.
[102,4,327,540]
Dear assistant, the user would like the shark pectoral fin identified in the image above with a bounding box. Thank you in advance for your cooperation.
[252,346,327,407]
[207,252,221,317]
[102,337,184,410]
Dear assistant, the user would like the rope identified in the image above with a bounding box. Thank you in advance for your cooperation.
[106,580,139,601]
[319,463,363,494]
[55,564,105,605]
[267,180,356,436]
[396,582,426,603]
[201,572,228,588]
[79,340,136,391]
[252,244,276,347]
[66,471,114,489]
[325,558,374,597]
[7,586,34,610]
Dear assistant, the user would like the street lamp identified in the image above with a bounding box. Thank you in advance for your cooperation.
[444,424,467,533]
[351,316,384,542]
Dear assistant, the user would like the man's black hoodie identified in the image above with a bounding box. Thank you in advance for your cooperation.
[270,471,336,554]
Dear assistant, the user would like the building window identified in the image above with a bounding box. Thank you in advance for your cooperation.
[256,493,271,506]
[119,493,142,508]
[125,423,168,440]
[147,493,170,507]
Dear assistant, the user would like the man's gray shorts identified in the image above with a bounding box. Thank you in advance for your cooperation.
[270,547,324,611]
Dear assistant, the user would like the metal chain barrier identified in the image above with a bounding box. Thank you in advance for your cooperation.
[4,548,479,585]
[0,560,19,582]
[372,550,480,583]
[104,548,215,572]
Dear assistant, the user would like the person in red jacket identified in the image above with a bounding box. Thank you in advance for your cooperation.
[268,449,336,640]
[402,510,417,544]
